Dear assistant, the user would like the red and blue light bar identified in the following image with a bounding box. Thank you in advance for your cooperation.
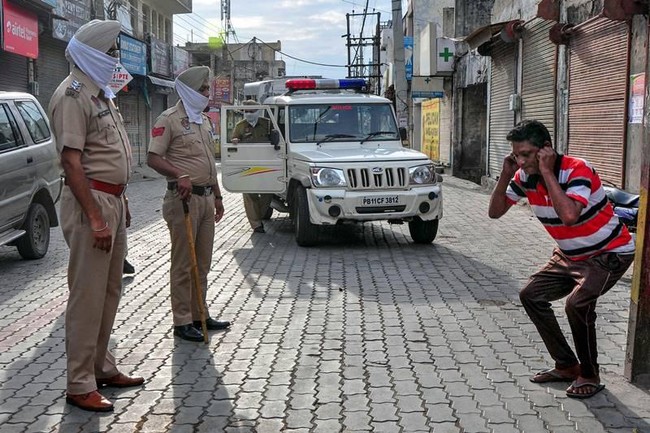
[285,78,367,91]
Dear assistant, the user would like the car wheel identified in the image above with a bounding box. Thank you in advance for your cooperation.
[294,185,319,247]
[16,202,50,259]
[408,217,438,244]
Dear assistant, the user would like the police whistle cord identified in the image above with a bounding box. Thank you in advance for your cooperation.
[182,199,209,344]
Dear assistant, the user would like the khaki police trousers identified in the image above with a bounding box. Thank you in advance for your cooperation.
[243,193,272,229]
[162,192,214,326]
[60,187,126,395]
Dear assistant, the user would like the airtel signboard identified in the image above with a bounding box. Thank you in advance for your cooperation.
[2,0,39,59]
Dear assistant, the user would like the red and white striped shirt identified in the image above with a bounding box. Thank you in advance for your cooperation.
[505,155,635,260]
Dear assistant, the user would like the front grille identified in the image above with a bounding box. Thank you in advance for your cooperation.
[347,167,406,189]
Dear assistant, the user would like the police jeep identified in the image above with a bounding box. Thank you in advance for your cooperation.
[220,78,442,246]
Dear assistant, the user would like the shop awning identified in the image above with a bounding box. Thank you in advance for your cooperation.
[462,21,510,49]
[148,76,175,88]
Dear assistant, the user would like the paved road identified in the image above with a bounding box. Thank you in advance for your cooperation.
[0,173,648,433]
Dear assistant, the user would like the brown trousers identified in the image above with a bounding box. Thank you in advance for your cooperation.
[520,248,634,379]
[162,192,214,326]
[61,187,126,394]
[243,193,272,229]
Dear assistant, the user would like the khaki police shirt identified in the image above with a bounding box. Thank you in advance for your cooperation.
[148,101,217,187]
[232,117,271,143]
[48,68,131,185]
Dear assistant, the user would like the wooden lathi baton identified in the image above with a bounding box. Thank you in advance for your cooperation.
[182,199,209,344]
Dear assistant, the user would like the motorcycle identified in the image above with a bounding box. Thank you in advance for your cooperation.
[602,181,639,232]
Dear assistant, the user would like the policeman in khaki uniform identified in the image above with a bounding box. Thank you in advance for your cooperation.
[49,19,144,413]
[232,100,273,233]
[147,66,230,342]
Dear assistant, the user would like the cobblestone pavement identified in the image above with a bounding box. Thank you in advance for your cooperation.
[0,171,649,433]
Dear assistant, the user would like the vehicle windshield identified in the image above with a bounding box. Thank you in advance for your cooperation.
[289,103,399,143]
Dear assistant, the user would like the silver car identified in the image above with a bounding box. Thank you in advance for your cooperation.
[0,92,62,259]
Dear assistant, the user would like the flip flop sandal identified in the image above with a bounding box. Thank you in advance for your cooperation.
[566,381,606,399]
[530,368,578,383]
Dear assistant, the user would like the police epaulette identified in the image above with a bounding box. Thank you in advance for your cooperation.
[64,80,83,98]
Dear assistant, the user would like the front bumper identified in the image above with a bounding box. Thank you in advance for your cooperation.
[306,184,443,225]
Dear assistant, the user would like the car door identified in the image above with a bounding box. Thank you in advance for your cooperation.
[220,105,286,194]
[0,102,31,231]
[13,99,61,200]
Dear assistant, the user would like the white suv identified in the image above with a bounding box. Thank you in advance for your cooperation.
[0,92,61,259]
[221,78,442,246]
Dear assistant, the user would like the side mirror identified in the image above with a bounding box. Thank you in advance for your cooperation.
[270,129,281,150]
[399,127,407,141]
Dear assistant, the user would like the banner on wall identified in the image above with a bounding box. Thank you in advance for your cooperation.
[2,0,39,59]
[404,36,413,81]
[119,34,147,76]
[53,0,91,42]
[421,98,440,161]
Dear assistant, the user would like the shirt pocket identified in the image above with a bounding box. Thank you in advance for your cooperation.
[181,133,205,157]
[96,115,120,144]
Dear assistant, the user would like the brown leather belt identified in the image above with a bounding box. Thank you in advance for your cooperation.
[167,182,213,196]
[64,178,127,197]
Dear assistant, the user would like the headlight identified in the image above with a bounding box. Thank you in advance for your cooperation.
[311,167,347,187]
[409,164,435,185]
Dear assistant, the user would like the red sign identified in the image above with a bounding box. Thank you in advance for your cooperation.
[210,77,231,105]
[2,0,39,59]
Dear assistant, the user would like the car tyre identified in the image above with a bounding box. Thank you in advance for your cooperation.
[294,185,319,247]
[408,217,438,244]
[16,202,50,259]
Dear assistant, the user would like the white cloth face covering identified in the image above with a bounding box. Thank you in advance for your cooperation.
[66,37,119,99]
[175,80,209,124]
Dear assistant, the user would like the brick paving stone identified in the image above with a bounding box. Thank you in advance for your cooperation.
[342,411,372,431]
[369,402,399,422]
[400,411,430,431]
[140,414,174,432]
[254,417,285,432]
[195,416,230,432]
[370,421,402,433]
[260,400,287,419]
[516,414,550,432]
[285,409,313,429]
[425,404,455,423]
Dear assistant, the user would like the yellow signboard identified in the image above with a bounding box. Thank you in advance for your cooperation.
[421,99,440,161]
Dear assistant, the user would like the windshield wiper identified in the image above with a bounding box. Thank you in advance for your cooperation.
[312,107,331,139]
[316,134,356,145]
[359,131,396,144]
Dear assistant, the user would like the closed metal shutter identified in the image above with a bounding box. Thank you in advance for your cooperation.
[36,35,70,110]
[117,91,148,166]
[0,53,28,92]
[521,18,556,140]
[488,43,517,178]
[568,18,629,185]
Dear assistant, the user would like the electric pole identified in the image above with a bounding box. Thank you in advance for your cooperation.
[391,0,408,130]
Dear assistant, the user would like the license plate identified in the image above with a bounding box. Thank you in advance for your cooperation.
[361,195,399,206]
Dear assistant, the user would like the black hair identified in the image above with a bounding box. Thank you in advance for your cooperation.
[506,119,552,149]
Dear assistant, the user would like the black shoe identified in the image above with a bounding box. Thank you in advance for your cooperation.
[173,324,204,342]
[253,225,265,233]
[194,318,231,330]
[123,259,135,274]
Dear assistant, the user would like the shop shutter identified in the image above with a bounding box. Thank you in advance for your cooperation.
[0,53,28,92]
[117,91,148,166]
[568,18,629,185]
[521,18,557,140]
[36,35,69,109]
[488,43,517,178]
